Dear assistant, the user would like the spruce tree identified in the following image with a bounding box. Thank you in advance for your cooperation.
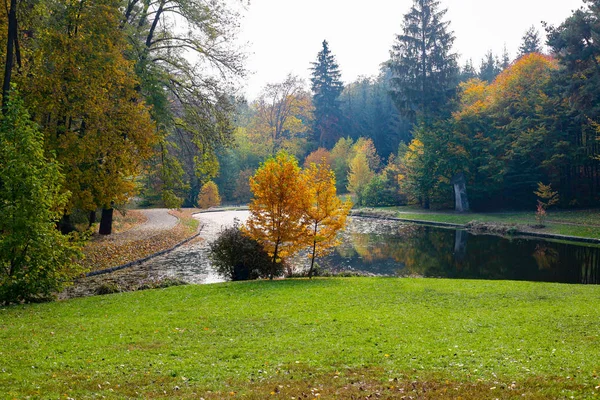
[310,40,344,148]
[389,0,459,122]
[479,50,501,82]
[500,44,511,70]
[459,59,478,82]
[518,26,543,57]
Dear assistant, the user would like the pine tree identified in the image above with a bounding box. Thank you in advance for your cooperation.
[389,0,459,122]
[479,50,501,82]
[500,44,511,70]
[459,59,477,82]
[518,26,543,57]
[310,40,344,148]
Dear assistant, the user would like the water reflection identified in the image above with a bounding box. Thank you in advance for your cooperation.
[316,218,600,284]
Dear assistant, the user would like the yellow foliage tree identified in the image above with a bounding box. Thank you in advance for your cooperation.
[246,152,309,278]
[302,160,352,277]
[197,181,221,209]
[347,151,375,204]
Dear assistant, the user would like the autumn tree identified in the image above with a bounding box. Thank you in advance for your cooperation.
[122,0,244,207]
[246,152,309,278]
[249,75,314,156]
[0,92,83,304]
[197,181,221,209]
[389,0,459,121]
[19,0,157,234]
[304,148,332,168]
[347,152,375,205]
[311,40,344,148]
[330,137,355,193]
[302,161,352,278]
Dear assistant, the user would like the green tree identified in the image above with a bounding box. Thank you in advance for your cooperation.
[123,0,244,207]
[479,50,501,83]
[389,0,459,122]
[518,26,543,57]
[310,40,344,148]
[0,93,83,304]
[459,59,478,82]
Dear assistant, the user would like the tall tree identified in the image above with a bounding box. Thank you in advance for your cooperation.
[302,161,352,278]
[518,25,543,57]
[459,59,477,82]
[500,44,511,70]
[249,74,314,156]
[0,93,83,304]
[546,0,600,204]
[479,50,501,83]
[122,0,245,207]
[389,0,459,122]
[310,40,344,148]
[246,152,309,278]
[22,0,157,234]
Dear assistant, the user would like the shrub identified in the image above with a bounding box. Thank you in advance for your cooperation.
[209,222,278,280]
[197,181,221,209]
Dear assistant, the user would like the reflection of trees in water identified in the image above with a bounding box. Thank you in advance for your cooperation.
[329,218,600,284]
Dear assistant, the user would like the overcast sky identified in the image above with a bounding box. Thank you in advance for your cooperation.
[236,0,584,99]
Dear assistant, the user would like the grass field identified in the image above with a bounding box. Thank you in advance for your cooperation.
[367,207,600,239]
[1,278,599,398]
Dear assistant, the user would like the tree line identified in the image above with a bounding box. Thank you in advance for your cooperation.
[215,0,600,213]
[0,0,243,303]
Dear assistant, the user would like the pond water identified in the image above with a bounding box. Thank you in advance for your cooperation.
[199,211,599,285]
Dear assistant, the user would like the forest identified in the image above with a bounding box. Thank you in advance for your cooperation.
[1,0,600,301]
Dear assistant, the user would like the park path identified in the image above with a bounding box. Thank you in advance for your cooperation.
[62,210,249,298]
[105,208,179,243]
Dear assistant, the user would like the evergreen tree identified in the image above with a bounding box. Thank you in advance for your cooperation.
[479,50,501,82]
[310,40,344,148]
[500,44,511,70]
[459,59,478,82]
[389,0,459,122]
[518,26,543,57]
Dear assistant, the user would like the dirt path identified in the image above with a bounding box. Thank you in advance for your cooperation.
[103,208,179,243]
[61,210,249,299]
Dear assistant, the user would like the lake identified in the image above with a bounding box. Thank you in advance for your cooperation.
[196,211,600,284]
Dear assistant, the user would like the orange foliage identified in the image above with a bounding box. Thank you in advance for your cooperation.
[304,148,332,168]
[246,153,309,271]
[302,162,352,276]
[197,181,221,209]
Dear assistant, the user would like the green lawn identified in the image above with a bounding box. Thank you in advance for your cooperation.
[1,278,599,398]
[370,207,600,239]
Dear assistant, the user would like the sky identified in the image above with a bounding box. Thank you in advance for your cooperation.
[236,0,585,99]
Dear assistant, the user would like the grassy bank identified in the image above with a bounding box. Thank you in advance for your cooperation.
[365,207,600,239]
[1,278,599,398]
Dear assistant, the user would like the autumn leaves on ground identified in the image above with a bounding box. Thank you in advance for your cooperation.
[81,209,200,273]
[1,279,598,399]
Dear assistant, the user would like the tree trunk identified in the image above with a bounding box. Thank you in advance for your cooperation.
[99,207,114,235]
[2,0,18,111]
[88,210,96,229]
[270,241,279,280]
[58,214,76,234]
[308,222,318,279]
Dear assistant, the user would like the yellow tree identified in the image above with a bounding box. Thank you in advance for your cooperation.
[21,0,157,233]
[197,181,221,209]
[302,160,352,278]
[246,152,309,278]
[347,151,375,204]
[248,74,314,156]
